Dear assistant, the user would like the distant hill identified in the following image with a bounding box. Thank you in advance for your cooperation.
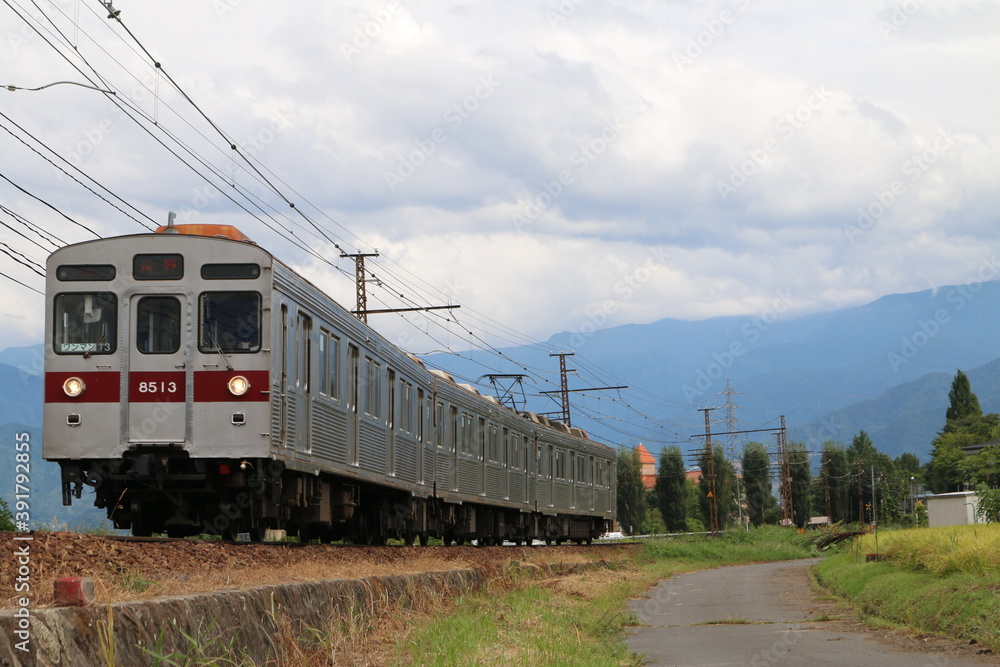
[427,281,1000,462]
[791,357,1000,459]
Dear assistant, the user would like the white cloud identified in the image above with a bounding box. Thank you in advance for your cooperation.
[0,0,996,352]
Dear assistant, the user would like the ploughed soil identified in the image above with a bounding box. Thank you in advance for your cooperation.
[0,531,638,608]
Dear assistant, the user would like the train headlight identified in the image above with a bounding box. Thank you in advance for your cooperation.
[227,375,250,396]
[62,376,86,398]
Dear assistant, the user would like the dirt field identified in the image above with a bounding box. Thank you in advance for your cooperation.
[0,531,638,608]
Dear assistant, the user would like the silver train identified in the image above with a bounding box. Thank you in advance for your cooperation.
[43,224,617,544]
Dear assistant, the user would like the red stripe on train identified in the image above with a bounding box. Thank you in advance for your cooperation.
[193,370,270,402]
[45,371,120,403]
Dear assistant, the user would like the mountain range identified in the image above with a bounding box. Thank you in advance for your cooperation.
[425,280,1000,462]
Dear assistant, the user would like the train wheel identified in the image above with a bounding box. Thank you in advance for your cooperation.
[418,532,429,547]
[221,523,239,542]
[403,532,415,546]
[248,526,265,543]
[443,531,455,547]
[131,521,152,538]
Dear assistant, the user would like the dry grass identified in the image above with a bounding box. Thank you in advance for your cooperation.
[858,524,1000,575]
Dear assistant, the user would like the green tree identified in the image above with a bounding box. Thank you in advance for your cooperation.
[925,371,1000,493]
[945,369,982,425]
[789,442,811,527]
[616,447,646,535]
[0,498,14,532]
[655,446,688,532]
[741,441,772,526]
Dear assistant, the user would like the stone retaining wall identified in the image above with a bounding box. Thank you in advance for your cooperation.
[0,568,485,666]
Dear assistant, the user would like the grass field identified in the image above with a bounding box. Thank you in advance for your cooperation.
[814,524,1000,651]
[397,527,818,665]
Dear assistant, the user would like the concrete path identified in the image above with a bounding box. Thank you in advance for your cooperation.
[627,558,998,666]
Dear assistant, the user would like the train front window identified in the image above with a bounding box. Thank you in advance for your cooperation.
[199,291,260,353]
[137,296,181,354]
[53,292,117,355]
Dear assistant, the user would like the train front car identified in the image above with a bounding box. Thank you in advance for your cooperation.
[43,224,273,538]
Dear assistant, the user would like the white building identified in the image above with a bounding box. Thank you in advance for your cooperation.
[926,491,979,527]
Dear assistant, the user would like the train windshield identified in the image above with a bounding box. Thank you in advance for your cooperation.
[199,291,261,353]
[53,292,118,355]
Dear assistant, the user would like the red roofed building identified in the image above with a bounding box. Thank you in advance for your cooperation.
[637,444,657,490]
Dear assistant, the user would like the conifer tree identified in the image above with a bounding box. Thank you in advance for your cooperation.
[655,446,688,532]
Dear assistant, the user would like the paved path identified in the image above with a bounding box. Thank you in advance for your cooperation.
[627,558,998,666]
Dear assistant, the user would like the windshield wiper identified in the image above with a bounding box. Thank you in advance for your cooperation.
[206,329,233,371]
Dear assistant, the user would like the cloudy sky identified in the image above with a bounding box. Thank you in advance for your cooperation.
[0,0,997,354]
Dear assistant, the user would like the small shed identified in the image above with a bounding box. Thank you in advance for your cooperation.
[926,491,979,527]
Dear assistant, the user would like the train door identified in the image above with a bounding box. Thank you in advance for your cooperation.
[523,435,530,504]
[417,388,425,484]
[347,343,360,465]
[387,369,396,476]
[293,312,312,453]
[277,305,289,447]
[569,451,577,509]
[126,293,190,444]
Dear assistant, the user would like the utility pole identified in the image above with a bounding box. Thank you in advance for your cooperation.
[856,463,865,523]
[718,380,744,529]
[551,352,573,426]
[700,407,720,535]
[777,415,793,527]
[341,250,459,322]
[822,450,832,519]
[340,251,379,324]
[539,352,627,428]
[871,466,877,525]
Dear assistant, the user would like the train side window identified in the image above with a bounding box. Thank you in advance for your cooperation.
[435,403,444,449]
[363,357,381,419]
[488,423,500,463]
[417,389,425,442]
[199,291,260,353]
[318,329,340,398]
[136,296,181,354]
[53,292,117,355]
[328,335,340,399]
[400,380,414,433]
[347,344,359,412]
[460,412,474,456]
[478,418,486,461]
[318,331,328,394]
